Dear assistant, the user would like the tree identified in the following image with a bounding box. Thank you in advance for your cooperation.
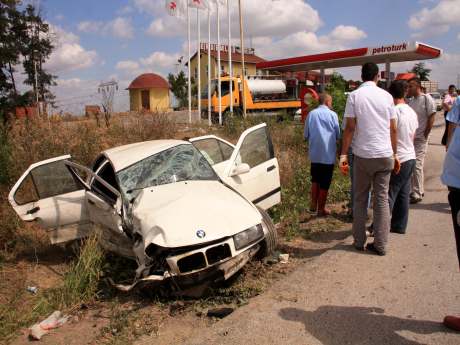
[20,4,56,109]
[168,71,188,108]
[410,62,431,81]
[0,1,56,121]
[326,72,348,123]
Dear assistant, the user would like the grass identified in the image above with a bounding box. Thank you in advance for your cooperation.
[0,234,104,342]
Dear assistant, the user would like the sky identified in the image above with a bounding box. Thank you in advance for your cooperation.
[22,0,460,113]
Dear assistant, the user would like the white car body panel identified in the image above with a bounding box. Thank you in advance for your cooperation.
[131,180,261,248]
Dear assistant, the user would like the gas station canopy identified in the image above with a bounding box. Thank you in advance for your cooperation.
[256,42,442,72]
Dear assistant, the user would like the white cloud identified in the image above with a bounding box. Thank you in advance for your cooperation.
[254,25,367,60]
[329,25,367,42]
[140,51,180,70]
[409,0,460,36]
[77,21,102,33]
[115,51,180,82]
[117,5,134,15]
[46,25,98,73]
[116,60,140,71]
[145,0,321,39]
[77,17,134,39]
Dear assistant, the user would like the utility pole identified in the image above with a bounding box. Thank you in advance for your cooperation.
[34,59,40,115]
[98,80,118,127]
[238,0,247,117]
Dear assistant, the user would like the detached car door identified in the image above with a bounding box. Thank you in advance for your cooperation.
[8,155,91,244]
[223,123,281,210]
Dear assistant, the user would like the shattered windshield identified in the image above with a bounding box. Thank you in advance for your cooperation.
[117,144,218,195]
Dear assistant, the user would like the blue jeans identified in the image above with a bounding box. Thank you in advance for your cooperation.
[389,159,416,233]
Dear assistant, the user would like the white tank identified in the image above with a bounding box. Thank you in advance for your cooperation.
[246,79,286,95]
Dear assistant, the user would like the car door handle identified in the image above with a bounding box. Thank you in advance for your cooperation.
[88,199,95,205]
[26,206,40,215]
[267,165,276,172]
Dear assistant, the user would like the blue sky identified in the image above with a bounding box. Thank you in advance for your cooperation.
[29,0,460,113]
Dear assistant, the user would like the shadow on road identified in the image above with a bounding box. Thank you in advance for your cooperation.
[410,202,451,215]
[279,306,447,345]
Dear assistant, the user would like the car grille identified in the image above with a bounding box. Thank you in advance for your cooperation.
[206,244,232,265]
[176,243,233,273]
[177,253,206,273]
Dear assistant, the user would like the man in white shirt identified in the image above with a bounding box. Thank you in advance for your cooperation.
[340,62,399,256]
[387,81,418,234]
[407,78,436,204]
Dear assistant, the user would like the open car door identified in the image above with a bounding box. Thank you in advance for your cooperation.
[8,155,91,244]
[221,123,281,210]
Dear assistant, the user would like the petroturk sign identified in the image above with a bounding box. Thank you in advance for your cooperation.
[368,42,415,56]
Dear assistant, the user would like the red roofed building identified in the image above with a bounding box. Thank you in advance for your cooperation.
[128,73,170,112]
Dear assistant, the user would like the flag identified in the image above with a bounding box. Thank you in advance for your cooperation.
[165,0,184,16]
[188,0,209,10]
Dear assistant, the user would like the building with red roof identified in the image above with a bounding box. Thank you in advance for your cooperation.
[128,73,170,112]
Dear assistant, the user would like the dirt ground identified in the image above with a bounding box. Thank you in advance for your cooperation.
[2,204,350,345]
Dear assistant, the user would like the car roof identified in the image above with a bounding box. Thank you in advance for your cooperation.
[102,140,188,172]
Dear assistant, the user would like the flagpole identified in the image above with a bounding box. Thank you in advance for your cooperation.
[197,8,201,118]
[207,5,211,126]
[217,1,222,125]
[238,0,246,117]
[187,3,192,124]
[227,0,233,114]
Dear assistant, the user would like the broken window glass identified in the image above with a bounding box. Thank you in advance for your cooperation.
[117,144,218,195]
[192,138,234,165]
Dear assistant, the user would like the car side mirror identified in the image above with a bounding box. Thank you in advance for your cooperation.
[230,163,250,177]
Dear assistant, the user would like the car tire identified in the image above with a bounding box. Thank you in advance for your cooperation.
[257,207,278,258]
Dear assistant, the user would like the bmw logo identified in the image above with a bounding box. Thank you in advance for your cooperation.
[196,230,206,238]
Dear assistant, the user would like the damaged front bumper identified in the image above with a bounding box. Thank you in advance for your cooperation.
[110,244,260,292]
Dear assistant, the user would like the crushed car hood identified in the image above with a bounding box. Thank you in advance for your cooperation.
[131,181,262,248]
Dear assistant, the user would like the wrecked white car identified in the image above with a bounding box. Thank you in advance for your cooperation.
[8,123,280,291]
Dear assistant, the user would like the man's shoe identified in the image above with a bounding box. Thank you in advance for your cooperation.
[353,244,365,251]
[444,315,460,331]
[410,196,422,204]
[366,242,386,256]
[390,229,406,234]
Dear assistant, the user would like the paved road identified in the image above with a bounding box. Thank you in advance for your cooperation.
[174,115,460,345]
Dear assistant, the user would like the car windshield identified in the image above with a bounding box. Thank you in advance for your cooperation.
[201,80,218,99]
[117,144,218,195]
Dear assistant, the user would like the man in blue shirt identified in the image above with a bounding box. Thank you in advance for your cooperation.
[304,93,340,216]
[442,96,460,332]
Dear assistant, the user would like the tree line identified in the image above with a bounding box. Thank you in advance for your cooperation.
[0,0,55,122]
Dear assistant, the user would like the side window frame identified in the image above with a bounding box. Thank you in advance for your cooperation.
[14,160,82,205]
[89,160,120,205]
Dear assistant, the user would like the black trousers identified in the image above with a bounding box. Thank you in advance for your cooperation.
[448,187,460,268]
[442,111,450,146]
[311,163,334,190]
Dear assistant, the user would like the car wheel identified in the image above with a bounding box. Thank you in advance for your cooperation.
[257,207,278,258]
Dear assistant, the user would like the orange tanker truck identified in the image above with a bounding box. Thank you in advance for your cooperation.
[201,76,301,121]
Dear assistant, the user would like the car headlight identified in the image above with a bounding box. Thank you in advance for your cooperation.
[233,224,264,251]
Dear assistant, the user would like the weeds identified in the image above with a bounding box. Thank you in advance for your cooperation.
[0,235,104,342]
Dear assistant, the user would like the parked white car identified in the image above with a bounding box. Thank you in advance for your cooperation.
[8,123,280,291]
[429,92,442,111]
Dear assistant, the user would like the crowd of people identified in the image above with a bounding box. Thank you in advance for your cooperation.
[304,62,460,329]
